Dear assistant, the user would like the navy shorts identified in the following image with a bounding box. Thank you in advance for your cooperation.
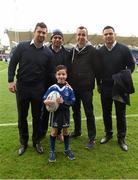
[50,108,70,128]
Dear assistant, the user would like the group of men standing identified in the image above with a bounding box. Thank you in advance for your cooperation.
[8,22,135,156]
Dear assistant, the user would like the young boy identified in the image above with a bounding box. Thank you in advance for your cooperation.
[43,65,75,162]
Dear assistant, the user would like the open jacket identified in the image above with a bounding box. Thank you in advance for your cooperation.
[69,42,102,91]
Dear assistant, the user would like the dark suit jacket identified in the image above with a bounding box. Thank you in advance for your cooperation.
[112,69,135,105]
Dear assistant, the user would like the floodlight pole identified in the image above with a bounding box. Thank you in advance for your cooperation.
[13,0,19,43]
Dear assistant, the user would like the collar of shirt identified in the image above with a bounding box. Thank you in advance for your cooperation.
[105,41,117,51]
[30,39,45,48]
[51,44,62,52]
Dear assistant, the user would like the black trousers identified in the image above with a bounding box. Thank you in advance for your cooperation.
[40,104,49,136]
[101,86,126,139]
[16,82,46,145]
[72,90,96,140]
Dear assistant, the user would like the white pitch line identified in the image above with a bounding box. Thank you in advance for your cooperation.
[0,68,8,72]
[0,121,32,127]
[0,114,138,127]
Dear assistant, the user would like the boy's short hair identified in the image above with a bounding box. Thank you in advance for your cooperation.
[55,65,67,73]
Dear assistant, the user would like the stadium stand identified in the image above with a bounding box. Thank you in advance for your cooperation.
[6,30,138,49]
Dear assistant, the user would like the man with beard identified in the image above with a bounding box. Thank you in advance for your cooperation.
[40,29,70,141]
[8,22,54,156]
[98,26,135,151]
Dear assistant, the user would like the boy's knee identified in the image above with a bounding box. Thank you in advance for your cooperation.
[63,128,69,136]
[51,132,57,137]
[63,132,69,136]
[51,128,58,137]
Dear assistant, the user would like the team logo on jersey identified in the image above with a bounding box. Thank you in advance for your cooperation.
[64,91,69,96]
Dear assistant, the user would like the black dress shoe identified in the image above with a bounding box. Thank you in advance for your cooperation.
[118,139,128,151]
[18,145,27,156]
[70,132,82,138]
[33,143,44,154]
[100,135,112,144]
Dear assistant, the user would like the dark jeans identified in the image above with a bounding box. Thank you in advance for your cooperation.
[16,82,45,145]
[101,86,126,139]
[72,90,96,140]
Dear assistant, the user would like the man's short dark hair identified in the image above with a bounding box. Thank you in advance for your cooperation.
[103,26,115,32]
[34,22,47,31]
[77,26,88,34]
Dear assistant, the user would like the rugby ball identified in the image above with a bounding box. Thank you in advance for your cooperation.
[46,91,61,112]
